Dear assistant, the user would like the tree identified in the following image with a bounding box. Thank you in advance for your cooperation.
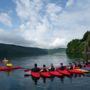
[66,31,90,59]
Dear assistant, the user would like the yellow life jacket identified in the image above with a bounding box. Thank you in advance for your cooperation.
[6,63,13,67]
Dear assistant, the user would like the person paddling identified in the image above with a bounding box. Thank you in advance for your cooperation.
[6,60,13,68]
[49,64,55,71]
[60,63,65,70]
[82,61,86,67]
[85,61,89,66]
[78,62,82,68]
[2,58,9,65]
[68,63,73,70]
[73,62,78,69]
[40,64,48,72]
[31,64,40,72]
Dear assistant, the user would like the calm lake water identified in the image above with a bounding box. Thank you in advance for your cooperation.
[0,53,90,90]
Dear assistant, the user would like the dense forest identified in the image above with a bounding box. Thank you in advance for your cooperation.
[66,31,90,58]
[0,43,48,58]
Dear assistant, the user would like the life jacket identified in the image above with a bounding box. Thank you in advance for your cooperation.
[42,68,48,72]
[6,63,13,67]
[50,66,55,71]
[60,66,65,70]
[78,64,82,68]
[69,65,73,70]
[32,67,40,72]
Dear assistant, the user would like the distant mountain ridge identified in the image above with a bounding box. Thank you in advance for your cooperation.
[48,48,66,54]
[0,43,48,57]
[0,43,66,58]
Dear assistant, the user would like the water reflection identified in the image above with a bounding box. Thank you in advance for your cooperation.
[50,76,55,82]
[60,77,64,83]
[0,53,89,90]
[31,76,39,85]
[28,74,85,85]
[6,71,12,76]
[3,71,12,76]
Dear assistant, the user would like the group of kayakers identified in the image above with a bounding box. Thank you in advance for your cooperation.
[31,61,90,72]
[31,64,55,72]
[1,58,90,73]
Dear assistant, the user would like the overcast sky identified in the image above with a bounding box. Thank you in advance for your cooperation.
[0,0,90,49]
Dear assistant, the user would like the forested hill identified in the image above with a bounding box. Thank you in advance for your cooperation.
[0,43,48,57]
[66,31,90,58]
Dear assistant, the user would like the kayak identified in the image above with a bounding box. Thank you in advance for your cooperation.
[31,72,40,79]
[24,74,31,77]
[24,69,31,72]
[85,66,90,68]
[49,71,63,77]
[0,66,22,71]
[24,70,40,78]
[81,67,90,71]
[75,69,89,73]
[57,70,70,76]
[56,66,67,70]
[74,66,80,69]
[40,72,51,78]
[68,69,84,74]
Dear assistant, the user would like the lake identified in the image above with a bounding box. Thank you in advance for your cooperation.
[0,53,90,90]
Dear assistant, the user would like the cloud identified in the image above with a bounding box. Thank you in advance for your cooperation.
[0,28,37,47]
[14,0,90,48]
[14,0,66,48]
[66,0,76,7]
[15,0,43,21]
[46,3,62,15]
[0,0,90,49]
[0,13,12,26]
[50,38,66,48]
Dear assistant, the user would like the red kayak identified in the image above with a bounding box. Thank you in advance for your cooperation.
[74,66,80,69]
[40,72,51,78]
[0,66,22,71]
[24,69,31,72]
[56,66,67,70]
[24,70,40,78]
[49,71,63,77]
[68,69,84,74]
[85,65,90,68]
[58,70,70,76]
[31,72,40,78]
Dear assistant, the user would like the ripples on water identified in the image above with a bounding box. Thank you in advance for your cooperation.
[0,53,90,90]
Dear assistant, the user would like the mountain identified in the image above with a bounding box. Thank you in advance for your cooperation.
[66,31,90,58]
[0,43,66,58]
[48,48,66,54]
[0,43,48,58]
